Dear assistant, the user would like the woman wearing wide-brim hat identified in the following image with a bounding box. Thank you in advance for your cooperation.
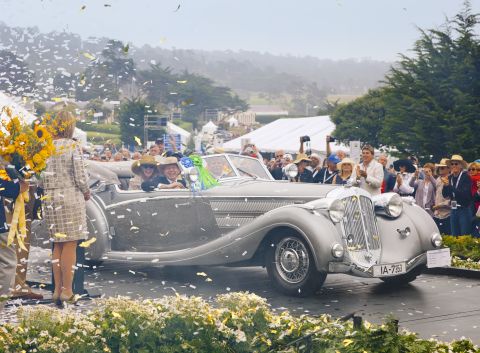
[141,157,186,191]
[129,155,159,190]
[441,154,473,236]
[292,153,313,183]
[333,158,356,185]
[392,159,416,196]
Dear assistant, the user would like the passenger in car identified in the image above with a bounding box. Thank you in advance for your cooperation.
[130,155,160,190]
[141,157,186,191]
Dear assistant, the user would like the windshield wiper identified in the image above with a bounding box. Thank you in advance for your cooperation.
[236,167,257,179]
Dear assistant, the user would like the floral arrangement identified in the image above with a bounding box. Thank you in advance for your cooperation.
[0,106,56,250]
[0,292,478,353]
[0,106,55,178]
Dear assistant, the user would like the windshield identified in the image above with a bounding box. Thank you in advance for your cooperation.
[204,155,236,179]
[229,155,271,180]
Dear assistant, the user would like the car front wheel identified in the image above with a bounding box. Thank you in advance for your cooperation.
[266,235,326,297]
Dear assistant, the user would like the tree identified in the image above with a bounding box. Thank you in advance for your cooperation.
[118,98,164,146]
[381,2,480,161]
[0,50,36,96]
[331,2,480,162]
[331,89,386,147]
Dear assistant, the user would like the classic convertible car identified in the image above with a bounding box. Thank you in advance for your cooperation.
[32,154,449,296]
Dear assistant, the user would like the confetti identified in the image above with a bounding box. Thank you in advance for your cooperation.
[54,232,67,238]
[79,237,97,248]
[134,136,142,146]
[196,272,207,277]
[81,52,96,61]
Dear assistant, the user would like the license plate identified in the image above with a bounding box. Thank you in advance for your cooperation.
[372,262,406,277]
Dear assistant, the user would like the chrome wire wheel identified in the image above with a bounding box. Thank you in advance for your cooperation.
[275,237,310,284]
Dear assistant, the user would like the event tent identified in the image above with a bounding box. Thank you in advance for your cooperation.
[0,91,87,145]
[222,116,347,154]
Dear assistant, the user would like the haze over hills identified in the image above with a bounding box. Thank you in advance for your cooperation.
[0,22,391,107]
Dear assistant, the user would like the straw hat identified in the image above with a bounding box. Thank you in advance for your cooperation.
[435,158,449,171]
[337,157,355,170]
[131,155,159,175]
[293,153,312,164]
[158,156,180,172]
[446,155,468,169]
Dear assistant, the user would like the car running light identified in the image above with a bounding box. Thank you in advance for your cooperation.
[431,233,443,248]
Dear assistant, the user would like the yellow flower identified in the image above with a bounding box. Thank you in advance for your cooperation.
[0,170,11,181]
[32,153,43,165]
[3,145,15,154]
[34,125,49,142]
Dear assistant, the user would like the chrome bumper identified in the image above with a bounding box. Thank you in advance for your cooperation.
[328,252,427,278]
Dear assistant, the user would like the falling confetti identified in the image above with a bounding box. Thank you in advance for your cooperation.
[81,52,96,61]
[134,136,142,146]
[79,237,97,248]
[54,233,67,238]
[174,4,181,12]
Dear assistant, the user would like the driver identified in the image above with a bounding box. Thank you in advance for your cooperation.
[141,157,186,191]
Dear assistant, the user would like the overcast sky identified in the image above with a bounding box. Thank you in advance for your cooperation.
[0,0,478,61]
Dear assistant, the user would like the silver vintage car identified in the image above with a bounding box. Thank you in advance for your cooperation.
[32,154,448,296]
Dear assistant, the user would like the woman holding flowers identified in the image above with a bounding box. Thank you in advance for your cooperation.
[41,111,90,304]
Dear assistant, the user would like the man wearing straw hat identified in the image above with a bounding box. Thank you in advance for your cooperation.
[292,154,313,183]
[441,155,473,236]
[141,157,186,191]
[432,158,451,234]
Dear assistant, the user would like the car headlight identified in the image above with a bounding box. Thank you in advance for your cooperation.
[328,199,345,223]
[373,193,403,218]
[284,163,298,179]
[431,233,442,248]
[331,243,344,258]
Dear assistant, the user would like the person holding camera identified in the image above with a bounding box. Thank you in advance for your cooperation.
[354,144,384,195]
[441,155,473,236]
[315,154,340,184]
[269,149,286,180]
[409,163,437,217]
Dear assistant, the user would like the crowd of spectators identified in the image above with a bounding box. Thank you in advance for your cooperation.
[84,135,480,238]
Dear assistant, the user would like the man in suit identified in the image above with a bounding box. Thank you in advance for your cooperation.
[0,175,28,305]
[142,157,186,191]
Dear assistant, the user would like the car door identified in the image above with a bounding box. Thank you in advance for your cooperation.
[105,188,221,252]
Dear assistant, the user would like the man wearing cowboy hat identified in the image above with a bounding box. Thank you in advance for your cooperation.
[432,158,451,234]
[392,159,416,197]
[292,154,313,183]
[141,157,186,191]
[442,155,473,236]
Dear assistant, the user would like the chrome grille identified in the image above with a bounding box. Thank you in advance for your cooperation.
[341,195,381,268]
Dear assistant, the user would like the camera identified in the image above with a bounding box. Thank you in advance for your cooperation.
[300,135,310,143]
[327,136,337,143]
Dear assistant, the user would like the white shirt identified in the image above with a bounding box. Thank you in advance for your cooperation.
[353,160,384,195]
[393,173,414,195]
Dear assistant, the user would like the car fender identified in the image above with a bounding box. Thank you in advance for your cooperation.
[85,197,110,261]
[400,202,439,252]
[219,205,341,272]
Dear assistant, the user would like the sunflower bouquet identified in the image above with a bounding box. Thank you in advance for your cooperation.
[0,106,56,250]
[0,106,55,179]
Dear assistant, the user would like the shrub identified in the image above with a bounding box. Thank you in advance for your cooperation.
[0,292,478,353]
[443,235,480,261]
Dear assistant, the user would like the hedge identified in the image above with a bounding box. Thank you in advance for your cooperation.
[77,122,121,135]
[442,236,480,270]
[0,292,478,353]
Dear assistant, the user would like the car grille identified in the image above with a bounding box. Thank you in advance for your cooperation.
[341,195,381,268]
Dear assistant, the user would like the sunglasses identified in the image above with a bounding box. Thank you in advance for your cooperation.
[141,165,155,170]
[468,168,480,172]
[450,162,460,166]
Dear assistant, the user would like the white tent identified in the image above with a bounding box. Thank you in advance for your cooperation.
[223,116,348,154]
[0,91,87,145]
[202,120,218,134]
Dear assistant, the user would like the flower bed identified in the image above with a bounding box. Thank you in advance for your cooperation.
[443,236,480,270]
[0,292,478,353]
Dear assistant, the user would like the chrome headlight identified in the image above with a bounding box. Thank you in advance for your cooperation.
[284,163,298,179]
[187,167,199,183]
[431,233,442,248]
[328,199,345,223]
[373,193,403,218]
[331,243,344,258]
